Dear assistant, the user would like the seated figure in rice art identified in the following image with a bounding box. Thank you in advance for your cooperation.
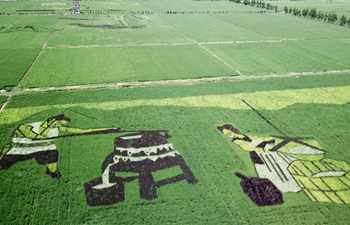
[218,124,350,205]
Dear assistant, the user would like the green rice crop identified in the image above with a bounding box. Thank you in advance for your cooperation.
[206,39,350,74]
[1,1,350,224]
[0,48,40,89]
[1,77,350,225]
[20,45,236,87]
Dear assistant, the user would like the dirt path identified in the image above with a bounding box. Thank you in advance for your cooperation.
[46,38,305,49]
[2,69,350,97]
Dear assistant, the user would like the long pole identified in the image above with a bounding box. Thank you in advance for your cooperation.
[241,99,287,136]
[241,99,323,151]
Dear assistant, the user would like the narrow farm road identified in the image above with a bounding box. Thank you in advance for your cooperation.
[1,69,350,97]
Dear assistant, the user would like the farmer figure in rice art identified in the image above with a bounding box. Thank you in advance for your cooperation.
[0,114,119,179]
[218,124,350,205]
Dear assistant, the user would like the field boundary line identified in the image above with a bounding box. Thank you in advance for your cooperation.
[2,69,350,97]
[0,32,54,114]
[187,38,242,75]
[46,42,192,49]
[46,38,306,49]
[198,42,241,75]
[15,32,54,89]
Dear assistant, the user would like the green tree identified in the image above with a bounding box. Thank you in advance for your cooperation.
[340,15,347,26]
[333,13,338,22]
[328,13,338,23]
[323,13,329,21]
[317,11,324,20]
[266,3,271,10]
[327,13,333,22]
[292,7,297,16]
[284,6,288,14]
[302,8,309,17]
[297,8,302,16]
[256,0,261,7]
[309,8,317,18]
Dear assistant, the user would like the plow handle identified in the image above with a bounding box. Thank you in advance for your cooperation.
[34,128,170,140]
[35,128,121,140]
[234,172,248,180]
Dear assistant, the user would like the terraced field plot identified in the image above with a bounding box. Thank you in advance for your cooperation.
[0,0,350,225]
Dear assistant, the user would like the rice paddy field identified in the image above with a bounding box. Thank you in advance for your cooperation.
[0,0,350,225]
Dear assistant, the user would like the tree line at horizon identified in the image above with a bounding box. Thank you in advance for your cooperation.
[230,0,278,12]
[229,0,350,27]
[283,6,350,26]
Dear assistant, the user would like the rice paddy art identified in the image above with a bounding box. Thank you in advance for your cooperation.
[85,130,197,206]
[1,0,350,224]
[218,123,350,205]
[0,114,120,178]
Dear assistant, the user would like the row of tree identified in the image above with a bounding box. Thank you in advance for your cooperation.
[229,0,278,12]
[230,0,350,27]
[283,6,350,26]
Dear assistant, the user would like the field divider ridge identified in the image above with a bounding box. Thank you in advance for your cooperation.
[2,69,350,97]
[0,32,55,114]
[186,37,242,75]
[15,31,54,89]
[45,38,307,49]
